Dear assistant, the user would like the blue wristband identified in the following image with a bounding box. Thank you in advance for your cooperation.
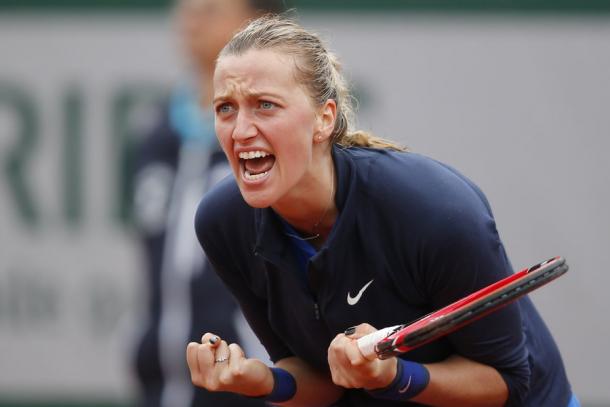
[258,367,297,403]
[367,358,430,401]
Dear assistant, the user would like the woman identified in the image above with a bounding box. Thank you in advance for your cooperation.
[186,16,576,407]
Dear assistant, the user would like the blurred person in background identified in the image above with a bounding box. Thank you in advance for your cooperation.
[130,1,286,406]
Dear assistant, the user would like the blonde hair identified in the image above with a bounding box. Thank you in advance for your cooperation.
[219,15,406,151]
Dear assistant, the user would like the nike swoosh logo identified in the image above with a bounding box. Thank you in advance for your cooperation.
[347,279,374,306]
[398,375,412,393]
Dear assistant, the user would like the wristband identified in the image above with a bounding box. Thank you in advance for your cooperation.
[367,358,430,401]
[254,367,297,403]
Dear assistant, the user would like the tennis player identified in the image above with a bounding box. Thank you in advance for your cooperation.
[186,16,578,407]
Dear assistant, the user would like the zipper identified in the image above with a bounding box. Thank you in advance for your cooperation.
[254,249,323,321]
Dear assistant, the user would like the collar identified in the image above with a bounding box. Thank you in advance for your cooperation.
[252,145,358,266]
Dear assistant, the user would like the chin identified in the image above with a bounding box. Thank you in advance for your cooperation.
[239,188,274,209]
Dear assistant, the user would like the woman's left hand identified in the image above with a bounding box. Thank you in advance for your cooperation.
[327,323,398,390]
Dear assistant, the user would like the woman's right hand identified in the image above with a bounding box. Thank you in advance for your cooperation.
[186,332,274,397]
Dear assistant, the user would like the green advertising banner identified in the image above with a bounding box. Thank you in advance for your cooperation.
[1,0,610,12]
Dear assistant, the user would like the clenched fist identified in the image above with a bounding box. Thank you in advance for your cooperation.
[327,323,397,390]
[186,332,273,397]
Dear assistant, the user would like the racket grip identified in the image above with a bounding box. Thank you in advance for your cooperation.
[356,325,401,359]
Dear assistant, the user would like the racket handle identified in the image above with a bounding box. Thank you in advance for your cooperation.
[356,325,401,359]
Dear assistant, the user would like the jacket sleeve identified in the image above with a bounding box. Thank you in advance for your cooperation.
[369,152,532,405]
[194,184,293,363]
[419,192,531,406]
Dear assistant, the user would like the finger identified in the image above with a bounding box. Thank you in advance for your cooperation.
[227,343,245,369]
[195,342,215,371]
[344,339,366,366]
[347,323,378,339]
[328,335,353,383]
[328,334,348,365]
[214,340,230,365]
[201,332,221,347]
[193,343,216,389]
[327,335,342,382]
[186,342,201,380]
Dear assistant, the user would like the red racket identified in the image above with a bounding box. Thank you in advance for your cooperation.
[357,256,568,360]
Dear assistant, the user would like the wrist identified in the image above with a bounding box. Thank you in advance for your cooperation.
[364,358,398,391]
[250,367,297,403]
[366,358,430,401]
[247,364,275,397]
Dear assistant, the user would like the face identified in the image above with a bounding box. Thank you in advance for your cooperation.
[213,49,335,208]
[176,0,253,67]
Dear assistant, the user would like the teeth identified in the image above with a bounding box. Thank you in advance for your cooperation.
[244,170,268,180]
[239,151,269,159]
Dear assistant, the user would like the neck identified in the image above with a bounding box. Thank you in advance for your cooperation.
[273,152,337,240]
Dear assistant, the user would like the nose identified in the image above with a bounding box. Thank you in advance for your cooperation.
[232,110,258,142]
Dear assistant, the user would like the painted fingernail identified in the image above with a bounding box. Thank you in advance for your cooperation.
[344,326,356,336]
[209,336,219,345]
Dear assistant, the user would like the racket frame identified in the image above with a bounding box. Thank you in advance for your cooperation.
[359,256,568,360]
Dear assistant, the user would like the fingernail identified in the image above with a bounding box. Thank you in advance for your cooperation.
[209,336,219,345]
[344,326,356,336]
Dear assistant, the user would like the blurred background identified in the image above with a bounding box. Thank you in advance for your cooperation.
[1,1,609,406]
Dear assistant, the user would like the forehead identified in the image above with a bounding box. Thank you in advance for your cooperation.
[214,49,301,97]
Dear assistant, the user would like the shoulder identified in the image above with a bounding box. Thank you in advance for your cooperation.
[337,146,468,188]
[347,148,490,212]
[341,147,497,241]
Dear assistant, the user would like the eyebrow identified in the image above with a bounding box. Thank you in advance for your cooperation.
[213,89,285,104]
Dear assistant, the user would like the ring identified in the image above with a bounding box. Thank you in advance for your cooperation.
[215,356,229,363]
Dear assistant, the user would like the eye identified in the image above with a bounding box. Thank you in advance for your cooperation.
[216,103,234,114]
[260,101,276,110]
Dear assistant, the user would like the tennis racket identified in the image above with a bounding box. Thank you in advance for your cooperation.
[357,256,568,360]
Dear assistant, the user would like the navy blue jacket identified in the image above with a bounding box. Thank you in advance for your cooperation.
[195,146,571,406]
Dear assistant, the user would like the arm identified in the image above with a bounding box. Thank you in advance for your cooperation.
[330,154,530,405]
[192,192,343,406]
[327,180,529,404]
[328,324,507,407]
[419,210,531,406]
[414,354,507,407]
[274,356,344,407]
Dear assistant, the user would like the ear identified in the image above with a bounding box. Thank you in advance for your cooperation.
[313,99,337,143]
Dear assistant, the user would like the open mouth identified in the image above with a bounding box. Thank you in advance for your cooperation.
[238,150,276,181]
